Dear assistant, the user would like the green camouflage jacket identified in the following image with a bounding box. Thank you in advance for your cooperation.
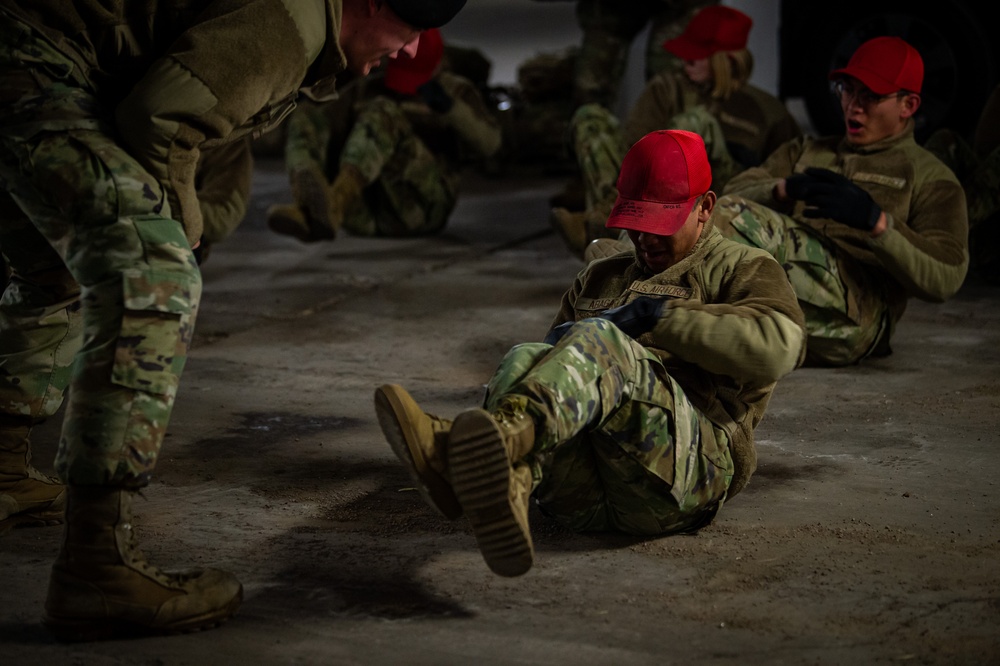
[623,70,802,167]
[550,220,807,497]
[0,0,347,244]
[399,72,503,167]
[722,122,969,331]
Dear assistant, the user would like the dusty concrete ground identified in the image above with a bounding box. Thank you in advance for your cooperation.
[1,158,998,665]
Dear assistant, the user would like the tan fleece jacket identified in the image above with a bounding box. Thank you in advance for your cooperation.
[722,123,969,333]
[550,221,807,497]
[623,70,803,169]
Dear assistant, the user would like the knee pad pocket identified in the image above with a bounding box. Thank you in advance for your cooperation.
[112,267,198,396]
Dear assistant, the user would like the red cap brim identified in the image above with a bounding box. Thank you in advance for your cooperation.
[828,66,897,96]
[662,36,712,62]
[605,195,698,236]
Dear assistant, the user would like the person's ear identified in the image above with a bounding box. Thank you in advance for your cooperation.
[698,191,717,221]
[900,93,921,119]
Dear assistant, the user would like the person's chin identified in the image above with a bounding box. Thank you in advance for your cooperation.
[844,120,867,145]
[639,253,668,273]
[350,60,379,76]
[845,133,870,147]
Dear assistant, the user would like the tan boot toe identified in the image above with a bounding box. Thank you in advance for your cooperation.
[374,384,461,520]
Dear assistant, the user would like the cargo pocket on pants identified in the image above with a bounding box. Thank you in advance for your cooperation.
[112,268,195,396]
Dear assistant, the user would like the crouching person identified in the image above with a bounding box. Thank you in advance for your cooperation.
[375,130,806,576]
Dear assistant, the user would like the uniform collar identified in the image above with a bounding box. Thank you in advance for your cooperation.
[838,118,916,155]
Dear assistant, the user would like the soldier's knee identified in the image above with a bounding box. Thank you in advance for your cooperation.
[568,317,630,346]
[570,103,618,136]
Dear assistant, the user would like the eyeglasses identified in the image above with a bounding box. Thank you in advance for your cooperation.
[830,79,900,107]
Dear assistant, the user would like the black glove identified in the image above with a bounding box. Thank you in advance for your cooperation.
[791,167,882,230]
[543,321,574,345]
[784,171,820,202]
[417,79,453,114]
[543,296,664,345]
[598,296,664,339]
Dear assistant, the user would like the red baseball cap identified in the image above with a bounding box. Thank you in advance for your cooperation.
[829,36,924,94]
[662,5,752,61]
[605,130,712,236]
[384,28,444,96]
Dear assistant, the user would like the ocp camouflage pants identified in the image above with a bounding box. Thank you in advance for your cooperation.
[713,195,888,366]
[483,319,732,536]
[0,13,200,487]
[285,96,457,237]
[574,0,718,109]
[567,103,626,217]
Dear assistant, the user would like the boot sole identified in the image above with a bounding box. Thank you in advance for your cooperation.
[267,212,316,243]
[43,586,243,642]
[0,510,63,535]
[295,171,337,241]
[374,386,462,520]
[448,409,533,577]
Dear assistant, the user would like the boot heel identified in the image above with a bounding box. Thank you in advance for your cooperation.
[449,409,533,577]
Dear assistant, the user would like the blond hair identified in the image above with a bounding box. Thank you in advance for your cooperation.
[708,49,753,100]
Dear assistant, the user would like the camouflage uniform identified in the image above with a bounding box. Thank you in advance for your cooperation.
[924,83,1000,280]
[564,73,801,245]
[283,71,501,236]
[574,0,719,109]
[483,221,805,534]
[565,104,627,220]
[0,0,348,488]
[500,0,716,175]
[715,123,969,366]
[491,48,580,175]
[624,70,803,185]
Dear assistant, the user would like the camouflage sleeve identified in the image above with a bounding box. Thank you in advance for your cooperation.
[649,252,807,385]
[114,0,336,244]
[196,139,254,245]
[869,176,969,302]
[440,73,502,158]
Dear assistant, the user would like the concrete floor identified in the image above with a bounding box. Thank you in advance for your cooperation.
[2,3,999,664]
[2,155,998,665]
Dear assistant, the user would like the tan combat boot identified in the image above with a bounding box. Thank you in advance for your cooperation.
[374,384,461,520]
[0,424,65,535]
[325,163,365,228]
[269,164,366,243]
[44,486,243,641]
[448,398,536,577]
[550,206,616,260]
[549,207,590,258]
[290,165,338,241]
[266,203,314,242]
